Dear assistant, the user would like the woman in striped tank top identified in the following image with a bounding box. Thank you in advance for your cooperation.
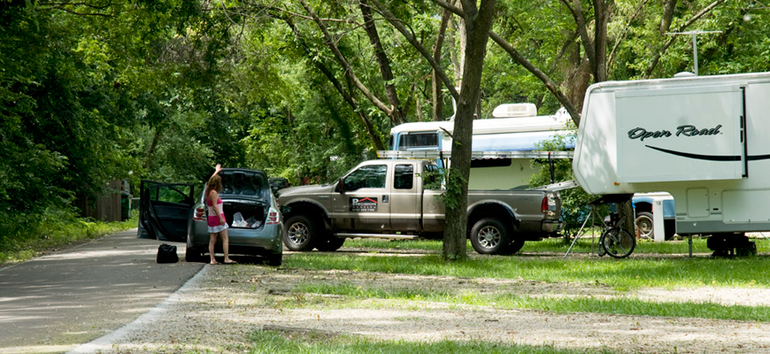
[206,164,236,265]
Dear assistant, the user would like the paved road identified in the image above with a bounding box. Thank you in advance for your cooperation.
[0,229,204,354]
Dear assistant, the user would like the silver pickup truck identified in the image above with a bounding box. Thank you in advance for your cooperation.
[276,159,563,255]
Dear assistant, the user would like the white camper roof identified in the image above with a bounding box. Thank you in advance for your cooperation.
[390,108,569,136]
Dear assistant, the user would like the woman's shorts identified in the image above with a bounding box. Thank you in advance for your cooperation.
[208,223,229,234]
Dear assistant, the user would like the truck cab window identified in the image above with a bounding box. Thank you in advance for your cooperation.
[344,165,387,191]
[394,164,414,189]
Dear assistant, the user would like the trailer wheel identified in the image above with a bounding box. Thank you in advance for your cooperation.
[284,215,320,251]
[634,212,654,239]
[470,218,512,255]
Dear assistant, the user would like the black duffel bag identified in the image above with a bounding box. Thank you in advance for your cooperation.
[157,243,179,263]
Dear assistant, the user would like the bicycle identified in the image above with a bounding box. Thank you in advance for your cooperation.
[597,211,636,258]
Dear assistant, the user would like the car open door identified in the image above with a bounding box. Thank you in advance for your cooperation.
[137,180,194,242]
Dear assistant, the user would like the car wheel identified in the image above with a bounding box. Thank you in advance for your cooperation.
[266,253,282,266]
[470,218,511,255]
[284,215,320,251]
[316,236,345,252]
[635,212,654,239]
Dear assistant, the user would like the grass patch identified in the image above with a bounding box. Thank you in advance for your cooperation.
[295,282,770,322]
[249,329,615,354]
[0,209,138,265]
[344,235,770,255]
[284,252,770,290]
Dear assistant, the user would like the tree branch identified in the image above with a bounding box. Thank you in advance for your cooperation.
[643,0,726,78]
[434,0,582,124]
[489,31,581,126]
[271,9,385,151]
[298,0,393,118]
[371,0,459,101]
[359,0,406,125]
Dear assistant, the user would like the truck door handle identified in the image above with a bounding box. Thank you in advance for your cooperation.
[383,195,389,203]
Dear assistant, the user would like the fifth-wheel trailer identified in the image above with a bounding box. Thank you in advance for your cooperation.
[573,71,770,255]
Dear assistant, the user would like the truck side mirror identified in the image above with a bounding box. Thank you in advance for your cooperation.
[336,178,346,193]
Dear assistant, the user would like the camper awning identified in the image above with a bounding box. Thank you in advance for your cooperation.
[377,150,574,159]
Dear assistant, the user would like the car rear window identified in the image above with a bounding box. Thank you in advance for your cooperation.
[220,170,267,198]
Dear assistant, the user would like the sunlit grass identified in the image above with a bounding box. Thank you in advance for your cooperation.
[284,251,770,290]
[249,329,615,354]
[294,282,770,322]
[343,234,763,255]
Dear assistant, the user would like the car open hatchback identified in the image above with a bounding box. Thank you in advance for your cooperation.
[138,168,283,265]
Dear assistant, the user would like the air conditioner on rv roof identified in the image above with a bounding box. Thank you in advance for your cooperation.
[492,103,538,118]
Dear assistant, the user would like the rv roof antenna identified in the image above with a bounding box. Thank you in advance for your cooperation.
[665,30,722,76]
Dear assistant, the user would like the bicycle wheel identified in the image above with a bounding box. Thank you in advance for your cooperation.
[601,227,636,258]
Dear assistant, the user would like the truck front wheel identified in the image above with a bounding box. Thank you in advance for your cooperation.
[284,215,320,251]
[470,218,512,255]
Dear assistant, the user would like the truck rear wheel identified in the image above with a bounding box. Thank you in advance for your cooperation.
[470,218,512,255]
[284,215,320,251]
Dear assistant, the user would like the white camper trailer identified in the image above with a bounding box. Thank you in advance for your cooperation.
[573,71,770,254]
[389,104,572,190]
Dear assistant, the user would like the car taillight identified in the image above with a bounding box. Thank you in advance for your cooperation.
[266,207,280,225]
[193,207,206,221]
[541,196,548,213]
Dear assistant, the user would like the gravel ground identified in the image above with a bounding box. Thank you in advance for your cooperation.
[71,255,770,354]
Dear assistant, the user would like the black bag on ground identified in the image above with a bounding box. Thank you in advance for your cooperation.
[157,243,179,263]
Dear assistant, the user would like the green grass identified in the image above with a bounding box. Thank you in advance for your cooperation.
[344,235,770,255]
[249,329,616,354]
[295,281,770,322]
[0,211,138,264]
[284,251,770,290]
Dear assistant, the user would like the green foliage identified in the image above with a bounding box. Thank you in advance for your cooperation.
[5,0,770,254]
[528,124,605,236]
[0,210,138,264]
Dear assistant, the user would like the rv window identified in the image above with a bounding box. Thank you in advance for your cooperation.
[398,132,439,150]
[394,164,413,190]
[470,158,512,168]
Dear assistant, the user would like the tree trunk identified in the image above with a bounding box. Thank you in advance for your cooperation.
[143,125,163,169]
[660,0,678,35]
[442,0,496,261]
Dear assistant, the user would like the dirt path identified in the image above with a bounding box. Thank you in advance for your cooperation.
[82,254,770,354]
